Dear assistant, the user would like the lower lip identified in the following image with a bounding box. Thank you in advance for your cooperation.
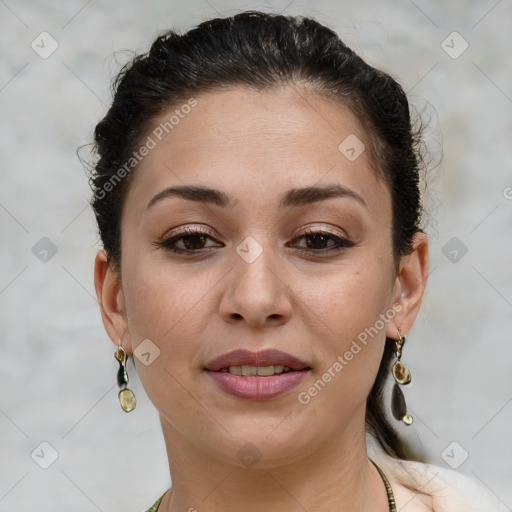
[206,370,310,400]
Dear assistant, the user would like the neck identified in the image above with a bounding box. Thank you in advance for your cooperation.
[158,411,390,512]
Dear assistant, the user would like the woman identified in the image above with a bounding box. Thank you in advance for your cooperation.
[89,11,500,512]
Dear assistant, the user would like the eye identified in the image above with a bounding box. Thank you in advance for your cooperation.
[289,229,355,253]
[155,227,223,253]
[155,227,354,255]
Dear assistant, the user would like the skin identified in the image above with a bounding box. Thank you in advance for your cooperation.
[94,86,429,511]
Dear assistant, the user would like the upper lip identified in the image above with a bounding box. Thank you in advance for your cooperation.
[204,349,311,372]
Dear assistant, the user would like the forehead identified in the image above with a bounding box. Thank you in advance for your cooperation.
[122,86,390,221]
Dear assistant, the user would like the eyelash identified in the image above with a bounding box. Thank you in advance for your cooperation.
[155,227,355,255]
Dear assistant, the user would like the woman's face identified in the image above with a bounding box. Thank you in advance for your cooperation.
[96,85,427,467]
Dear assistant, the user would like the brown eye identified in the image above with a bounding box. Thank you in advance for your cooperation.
[180,233,208,250]
[157,228,223,253]
[290,229,355,253]
[303,233,333,249]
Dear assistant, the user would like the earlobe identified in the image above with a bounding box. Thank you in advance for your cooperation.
[94,250,130,351]
[385,231,429,338]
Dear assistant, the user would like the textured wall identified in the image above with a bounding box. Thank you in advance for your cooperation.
[1,0,511,510]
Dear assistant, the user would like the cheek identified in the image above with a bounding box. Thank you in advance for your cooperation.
[305,258,393,343]
[122,259,219,384]
[122,263,208,409]
[123,259,208,336]
[296,255,393,399]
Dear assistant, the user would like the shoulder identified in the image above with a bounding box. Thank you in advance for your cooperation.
[372,454,503,512]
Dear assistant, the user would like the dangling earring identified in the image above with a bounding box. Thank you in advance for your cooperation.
[114,340,136,412]
[391,327,413,425]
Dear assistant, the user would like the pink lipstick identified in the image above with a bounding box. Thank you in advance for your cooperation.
[204,349,311,400]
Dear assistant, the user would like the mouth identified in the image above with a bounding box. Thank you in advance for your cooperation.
[204,348,312,374]
[204,349,312,400]
[214,364,309,376]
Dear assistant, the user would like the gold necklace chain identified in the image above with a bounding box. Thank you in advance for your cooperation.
[150,459,396,512]
[370,458,397,512]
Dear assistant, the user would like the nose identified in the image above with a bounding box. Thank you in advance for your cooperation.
[219,240,293,328]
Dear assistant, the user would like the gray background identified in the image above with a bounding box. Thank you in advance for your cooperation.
[0,0,511,510]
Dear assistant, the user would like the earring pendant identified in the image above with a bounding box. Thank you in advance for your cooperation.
[114,345,136,413]
[390,329,413,425]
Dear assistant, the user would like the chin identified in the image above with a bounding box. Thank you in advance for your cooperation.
[205,425,317,469]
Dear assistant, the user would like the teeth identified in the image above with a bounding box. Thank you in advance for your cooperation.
[255,365,275,376]
[218,365,291,375]
[228,365,242,375]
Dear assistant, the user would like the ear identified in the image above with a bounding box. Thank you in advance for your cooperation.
[385,231,429,339]
[94,249,132,354]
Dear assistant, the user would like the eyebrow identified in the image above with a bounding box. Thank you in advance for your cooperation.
[146,183,368,211]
